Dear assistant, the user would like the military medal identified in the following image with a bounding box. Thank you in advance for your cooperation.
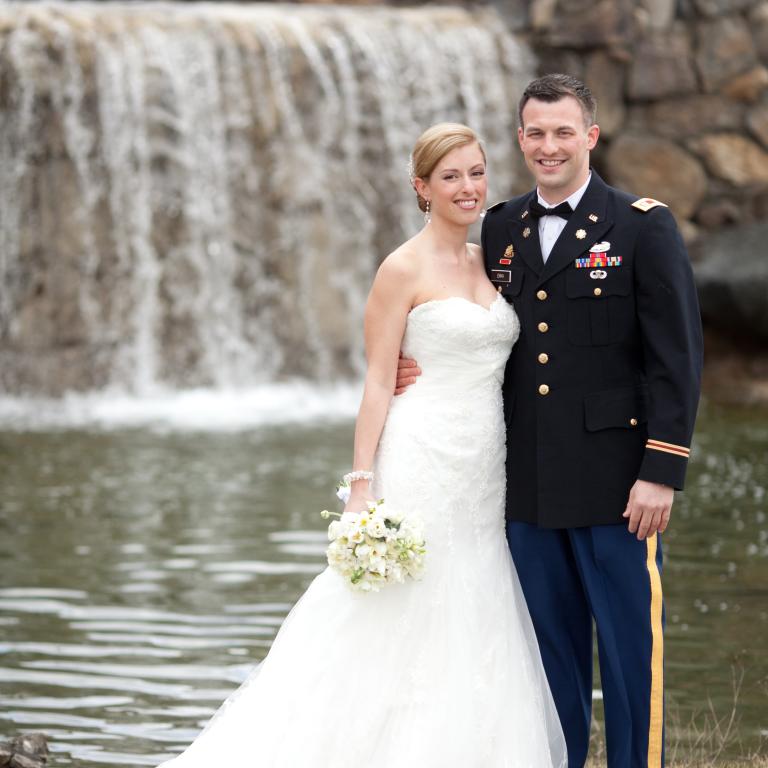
[499,244,514,265]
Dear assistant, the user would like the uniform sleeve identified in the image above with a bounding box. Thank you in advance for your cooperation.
[634,206,703,490]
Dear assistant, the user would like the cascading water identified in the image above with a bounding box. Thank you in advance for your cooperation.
[0,2,532,415]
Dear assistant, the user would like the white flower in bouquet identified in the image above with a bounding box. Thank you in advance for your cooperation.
[320,499,426,592]
[336,481,351,504]
[367,517,387,538]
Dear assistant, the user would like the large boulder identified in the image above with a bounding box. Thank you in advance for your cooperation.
[605,134,708,220]
[628,26,698,100]
[689,133,768,186]
[691,221,768,340]
[0,734,48,768]
[584,50,626,136]
[627,94,745,139]
[752,3,768,62]
[640,0,676,29]
[695,15,757,92]
[693,0,760,15]
[747,100,768,149]
[723,65,768,103]
[534,0,634,49]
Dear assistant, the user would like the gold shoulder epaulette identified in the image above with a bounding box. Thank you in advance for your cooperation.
[631,197,668,212]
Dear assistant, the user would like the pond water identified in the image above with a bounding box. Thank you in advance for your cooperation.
[0,398,766,764]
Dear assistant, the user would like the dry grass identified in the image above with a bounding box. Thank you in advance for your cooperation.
[585,761,768,767]
[584,668,768,767]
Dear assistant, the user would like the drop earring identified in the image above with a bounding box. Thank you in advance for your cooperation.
[424,200,431,224]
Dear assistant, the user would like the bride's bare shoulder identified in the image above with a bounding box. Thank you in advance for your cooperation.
[376,238,422,282]
[368,239,424,313]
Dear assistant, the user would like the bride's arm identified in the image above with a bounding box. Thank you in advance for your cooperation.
[344,253,416,513]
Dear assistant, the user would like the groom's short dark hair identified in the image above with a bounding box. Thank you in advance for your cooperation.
[518,74,597,128]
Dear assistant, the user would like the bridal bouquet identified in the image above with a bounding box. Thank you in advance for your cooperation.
[320,499,426,593]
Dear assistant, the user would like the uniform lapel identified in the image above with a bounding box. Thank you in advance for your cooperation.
[538,172,614,285]
[506,191,543,277]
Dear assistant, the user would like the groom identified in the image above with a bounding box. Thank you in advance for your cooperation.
[397,74,703,767]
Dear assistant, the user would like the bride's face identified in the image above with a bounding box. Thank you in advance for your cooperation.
[422,142,487,225]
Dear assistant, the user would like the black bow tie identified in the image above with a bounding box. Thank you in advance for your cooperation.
[528,199,573,220]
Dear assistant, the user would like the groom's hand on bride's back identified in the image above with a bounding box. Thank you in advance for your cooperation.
[395,354,421,395]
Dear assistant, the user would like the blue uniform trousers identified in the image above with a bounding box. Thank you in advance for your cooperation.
[506,522,665,768]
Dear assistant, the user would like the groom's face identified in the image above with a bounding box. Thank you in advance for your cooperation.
[517,96,599,203]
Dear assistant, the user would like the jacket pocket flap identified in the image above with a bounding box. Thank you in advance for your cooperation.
[584,386,648,431]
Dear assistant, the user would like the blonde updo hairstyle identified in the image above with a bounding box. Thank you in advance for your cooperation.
[410,123,486,213]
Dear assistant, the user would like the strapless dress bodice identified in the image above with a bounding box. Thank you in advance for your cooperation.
[398,294,520,399]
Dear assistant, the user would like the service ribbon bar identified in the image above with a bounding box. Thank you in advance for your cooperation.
[575,254,623,269]
[646,439,690,458]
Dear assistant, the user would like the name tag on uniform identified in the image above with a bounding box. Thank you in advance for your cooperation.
[491,269,511,283]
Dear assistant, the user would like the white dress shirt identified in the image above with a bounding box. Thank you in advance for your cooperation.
[537,173,592,263]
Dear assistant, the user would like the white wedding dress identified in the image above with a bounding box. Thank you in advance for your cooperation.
[158,294,567,768]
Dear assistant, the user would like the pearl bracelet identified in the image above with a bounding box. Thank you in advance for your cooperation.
[343,470,374,484]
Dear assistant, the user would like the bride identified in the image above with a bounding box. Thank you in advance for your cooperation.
[157,123,567,768]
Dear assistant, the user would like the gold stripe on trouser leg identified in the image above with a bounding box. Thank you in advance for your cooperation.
[646,533,664,768]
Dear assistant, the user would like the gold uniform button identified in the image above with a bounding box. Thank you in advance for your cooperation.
[538,384,550,396]
[593,287,602,296]
[537,290,548,301]
[538,322,549,333]
[538,353,549,364]
[630,418,638,426]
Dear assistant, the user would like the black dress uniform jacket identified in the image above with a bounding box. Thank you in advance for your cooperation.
[482,171,703,528]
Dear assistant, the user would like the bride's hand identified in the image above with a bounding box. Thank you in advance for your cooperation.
[343,485,375,515]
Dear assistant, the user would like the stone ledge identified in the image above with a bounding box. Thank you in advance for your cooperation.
[0,734,49,768]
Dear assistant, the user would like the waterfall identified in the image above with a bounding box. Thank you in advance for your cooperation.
[0,2,532,399]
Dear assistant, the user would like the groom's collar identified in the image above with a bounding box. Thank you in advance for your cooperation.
[536,172,592,213]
